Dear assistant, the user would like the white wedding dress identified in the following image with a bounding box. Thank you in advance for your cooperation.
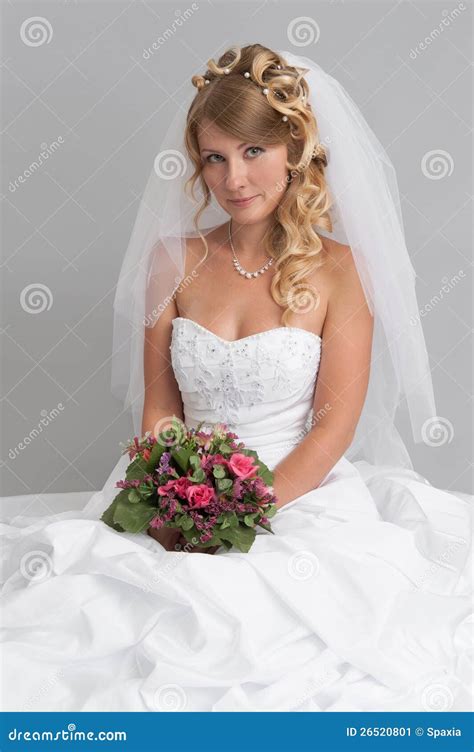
[1,316,472,712]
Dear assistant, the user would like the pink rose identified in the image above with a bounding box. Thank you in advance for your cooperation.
[157,479,177,496]
[200,453,227,471]
[173,476,192,498]
[158,477,192,498]
[149,515,164,529]
[186,484,215,509]
[227,453,258,480]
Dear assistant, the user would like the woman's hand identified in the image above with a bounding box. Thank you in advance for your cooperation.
[147,525,183,551]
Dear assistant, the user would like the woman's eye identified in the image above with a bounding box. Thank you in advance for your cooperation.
[205,147,264,164]
[246,146,264,158]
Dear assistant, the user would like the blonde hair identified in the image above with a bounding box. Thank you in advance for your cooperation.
[184,43,333,325]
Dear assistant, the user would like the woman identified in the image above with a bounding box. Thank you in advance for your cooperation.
[1,44,471,712]
[144,158,373,554]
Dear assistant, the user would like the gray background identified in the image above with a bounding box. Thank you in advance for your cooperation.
[1,0,472,496]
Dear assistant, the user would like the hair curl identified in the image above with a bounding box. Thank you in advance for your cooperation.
[184,43,333,325]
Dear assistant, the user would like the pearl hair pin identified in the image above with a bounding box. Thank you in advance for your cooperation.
[243,70,287,120]
[199,67,325,164]
[200,63,324,163]
[203,63,293,123]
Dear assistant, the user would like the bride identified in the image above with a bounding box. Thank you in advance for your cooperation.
[1,44,472,713]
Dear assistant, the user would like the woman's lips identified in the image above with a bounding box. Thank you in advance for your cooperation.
[228,195,259,207]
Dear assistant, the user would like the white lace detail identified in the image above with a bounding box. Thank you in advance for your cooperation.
[170,317,322,428]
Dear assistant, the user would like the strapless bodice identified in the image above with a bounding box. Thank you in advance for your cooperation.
[170,317,322,469]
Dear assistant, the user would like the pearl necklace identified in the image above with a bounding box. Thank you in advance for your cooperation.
[228,221,274,279]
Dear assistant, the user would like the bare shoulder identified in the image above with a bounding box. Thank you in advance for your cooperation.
[319,234,357,274]
[317,234,366,301]
[182,229,220,276]
[183,235,204,274]
[185,234,206,259]
[301,234,358,303]
[315,234,373,343]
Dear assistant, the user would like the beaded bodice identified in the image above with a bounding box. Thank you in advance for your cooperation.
[170,317,322,469]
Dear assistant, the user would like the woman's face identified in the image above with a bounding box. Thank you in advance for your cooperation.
[197,119,289,222]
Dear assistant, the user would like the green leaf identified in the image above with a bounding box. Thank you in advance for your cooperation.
[258,465,274,486]
[138,483,155,498]
[179,525,201,544]
[217,478,233,492]
[189,454,201,469]
[100,490,127,532]
[190,467,205,483]
[126,455,148,481]
[178,527,221,551]
[145,442,166,472]
[180,515,194,531]
[156,419,184,450]
[265,503,277,519]
[244,514,255,527]
[113,496,157,534]
[218,523,256,553]
[128,489,141,504]
[257,521,275,534]
[171,445,193,473]
[170,416,186,438]
[218,442,232,455]
[212,464,226,479]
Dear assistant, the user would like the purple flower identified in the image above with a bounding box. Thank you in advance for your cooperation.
[115,478,141,489]
[157,451,171,475]
[232,478,245,500]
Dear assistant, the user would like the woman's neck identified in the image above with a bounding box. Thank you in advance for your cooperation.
[226,218,273,261]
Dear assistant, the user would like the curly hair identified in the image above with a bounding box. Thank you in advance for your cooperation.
[184,43,334,325]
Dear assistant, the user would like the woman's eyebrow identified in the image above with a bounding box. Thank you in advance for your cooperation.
[200,143,249,154]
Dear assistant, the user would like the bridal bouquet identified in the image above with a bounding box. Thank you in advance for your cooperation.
[101,418,278,553]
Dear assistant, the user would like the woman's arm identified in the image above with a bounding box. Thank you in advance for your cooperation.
[142,297,188,550]
[272,244,374,509]
[141,296,184,436]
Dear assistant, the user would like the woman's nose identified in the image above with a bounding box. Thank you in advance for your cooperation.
[225,159,248,190]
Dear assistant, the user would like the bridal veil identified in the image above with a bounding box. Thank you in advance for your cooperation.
[110,46,438,471]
